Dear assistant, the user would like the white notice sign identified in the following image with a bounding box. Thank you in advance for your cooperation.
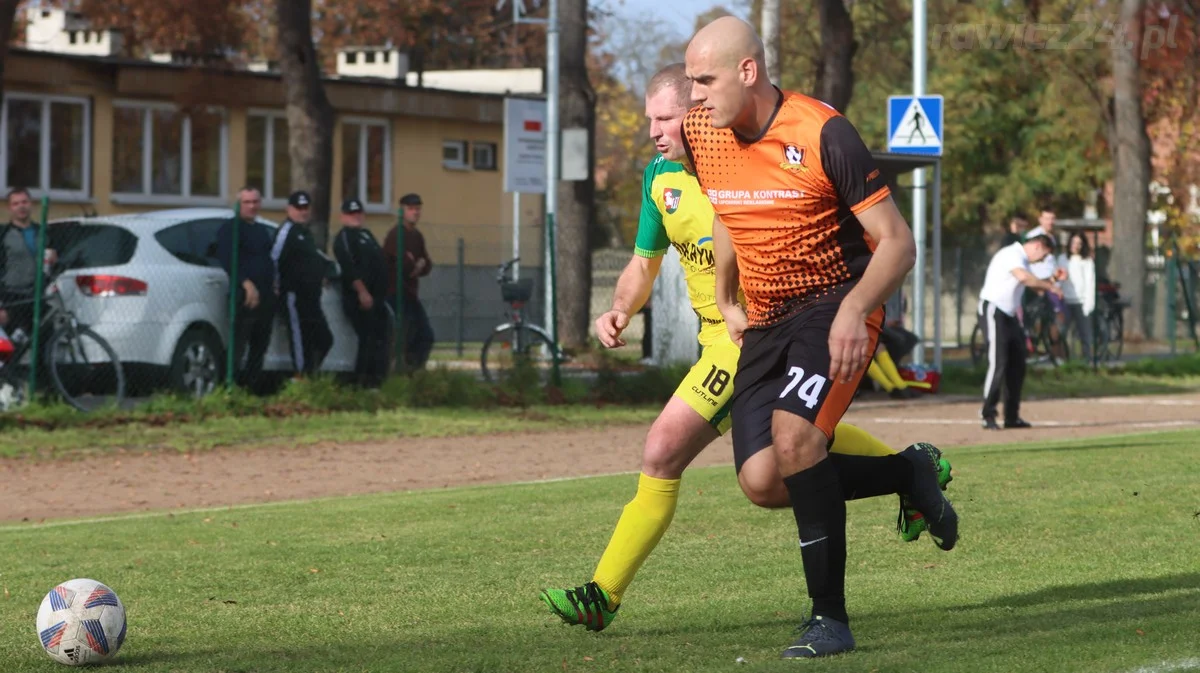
[503,97,547,194]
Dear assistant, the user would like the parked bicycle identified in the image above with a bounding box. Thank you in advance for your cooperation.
[971,285,1127,367]
[0,273,126,412]
[479,258,566,385]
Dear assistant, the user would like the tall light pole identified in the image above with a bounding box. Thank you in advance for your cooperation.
[506,0,559,349]
[911,0,927,365]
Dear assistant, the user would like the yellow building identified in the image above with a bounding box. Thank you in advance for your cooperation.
[1,47,546,273]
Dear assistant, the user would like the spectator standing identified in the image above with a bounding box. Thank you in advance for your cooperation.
[978,234,1062,430]
[214,187,277,389]
[384,193,435,371]
[271,190,334,376]
[1000,217,1028,248]
[333,198,390,387]
[0,188,57,336]
[1059,232,1096,361]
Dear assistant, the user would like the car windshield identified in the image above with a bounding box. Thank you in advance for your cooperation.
[49,221,138,270]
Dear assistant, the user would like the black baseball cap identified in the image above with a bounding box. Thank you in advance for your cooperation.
[288,191,311,208]
[399,193,422,206]
[341,198,364,214]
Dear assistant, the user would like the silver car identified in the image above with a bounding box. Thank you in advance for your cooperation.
[49,208,359,396]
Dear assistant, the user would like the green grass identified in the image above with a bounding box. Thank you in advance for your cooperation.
[0,405,661,458]
[939,359,1200,398]
[2,430,1198,672]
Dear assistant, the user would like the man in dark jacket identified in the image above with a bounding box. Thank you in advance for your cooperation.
[214,186,277,388]
[333,198,390,387]
[383,193,435,371]
[271,190,334,376]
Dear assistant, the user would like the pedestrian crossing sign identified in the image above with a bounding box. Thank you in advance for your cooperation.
[887,95,943,156]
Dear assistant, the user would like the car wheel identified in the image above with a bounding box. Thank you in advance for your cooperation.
[169,327,224,398]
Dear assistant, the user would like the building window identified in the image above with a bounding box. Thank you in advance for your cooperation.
[1,93,91,199]
[472,142,497,171]
[245,111,291,204]
[341,118,390,209]
[111,101,228,203]
[346,52,358,65]
[443,140,467,170]
[365,51,376,64]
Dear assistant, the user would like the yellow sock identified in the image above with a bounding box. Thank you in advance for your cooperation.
[830,423,896,457]
[867,360,896,391]
[592,473,680,605]
[874,349,910,390]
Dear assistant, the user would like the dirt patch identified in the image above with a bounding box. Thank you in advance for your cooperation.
[3,392,1198,523]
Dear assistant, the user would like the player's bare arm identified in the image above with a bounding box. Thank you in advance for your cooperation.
[596,255,664,348]
[830,197,916,384]
[1013,268,1063,298]
[711,214,746,346]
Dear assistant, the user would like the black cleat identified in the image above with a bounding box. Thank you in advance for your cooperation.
[1005,418,1032,429]
[781,615,856,659]
[899,443,959,551]
[982,418,1001,430]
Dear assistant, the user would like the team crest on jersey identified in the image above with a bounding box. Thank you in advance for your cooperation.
[663,188,683,214]
[780,144,808,172]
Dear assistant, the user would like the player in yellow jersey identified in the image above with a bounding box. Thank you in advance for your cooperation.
[539,63,950,632]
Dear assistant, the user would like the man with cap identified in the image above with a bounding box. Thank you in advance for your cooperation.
[383,193,435,371]
[333,197,391,387]
[214,186,278,390]
[977,232,1062,430]
[271,190,335,376]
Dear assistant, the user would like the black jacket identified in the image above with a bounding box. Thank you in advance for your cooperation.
[270,220,329,295]
[333,226,388,298]
[214,217,276,293]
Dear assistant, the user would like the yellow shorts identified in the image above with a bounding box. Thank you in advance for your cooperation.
[674,336,739,435]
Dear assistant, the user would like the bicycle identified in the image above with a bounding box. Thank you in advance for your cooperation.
[0,274,126,412]
[969,295,1069,368]
[479,258,566,385]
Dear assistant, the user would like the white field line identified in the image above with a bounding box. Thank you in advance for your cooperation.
[0,469,641,532]
[1120,658,1200,673]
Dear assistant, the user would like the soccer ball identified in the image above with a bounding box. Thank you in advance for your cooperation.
[35,578,127,666]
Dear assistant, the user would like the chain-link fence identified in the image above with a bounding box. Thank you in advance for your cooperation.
[0,197,550,412]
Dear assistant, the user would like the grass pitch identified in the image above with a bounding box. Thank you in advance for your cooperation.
[0,430,1197,672]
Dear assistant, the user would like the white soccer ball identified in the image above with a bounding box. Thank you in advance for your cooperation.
[35,578,127,666]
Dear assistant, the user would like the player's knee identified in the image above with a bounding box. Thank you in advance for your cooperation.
[738,470,788,509]
[640,433,688,479]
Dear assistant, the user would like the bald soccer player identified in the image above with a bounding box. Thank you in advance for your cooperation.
[683,18,958,658]
[538,63,952,634]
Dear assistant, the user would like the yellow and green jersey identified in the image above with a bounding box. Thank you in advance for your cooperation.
[634,156,726,346]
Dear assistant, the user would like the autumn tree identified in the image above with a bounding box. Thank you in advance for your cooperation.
[74,0,251,57]
[277,0,335,248]
[312,0,546,73]
[0,0,20,117]
[555,0,596,350]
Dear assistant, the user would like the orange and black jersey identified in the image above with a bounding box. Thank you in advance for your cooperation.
[682,89,891,327]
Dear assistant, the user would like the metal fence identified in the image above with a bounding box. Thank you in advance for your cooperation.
[0,199,549,411]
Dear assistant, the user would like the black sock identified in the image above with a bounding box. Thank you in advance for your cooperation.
[782,457,849,624]
[829,454,914,501]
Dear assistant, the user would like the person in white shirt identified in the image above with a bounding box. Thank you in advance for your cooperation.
[1025,209,1067,283]
[1058,232,1096,361]
[977,234,1062,430]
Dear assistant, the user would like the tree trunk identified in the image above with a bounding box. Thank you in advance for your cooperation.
[554,0,595,350]
[761,0,780,84]
[814,0,857,113]
[1110,0,1150,339]
[0,1,22,114]
[276,0,335,249]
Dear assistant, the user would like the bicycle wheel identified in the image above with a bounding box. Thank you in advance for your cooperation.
[481,325,558,386]
[46,326,126,412]
[1106,311,1124,361]
[969,322,986,366]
